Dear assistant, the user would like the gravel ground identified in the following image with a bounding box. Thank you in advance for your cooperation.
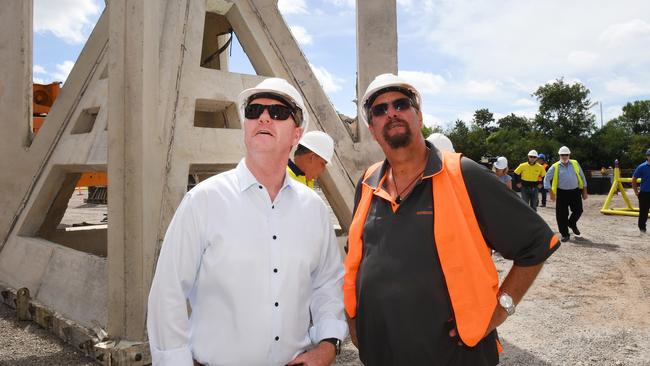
[0,303,95,366]
[1,193,648,365]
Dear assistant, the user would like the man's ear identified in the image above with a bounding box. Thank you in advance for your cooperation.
[292,127,303,146]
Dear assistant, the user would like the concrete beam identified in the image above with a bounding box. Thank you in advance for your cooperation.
[107,0,162,341]
[356,0,397,142]
[0,0,32,246]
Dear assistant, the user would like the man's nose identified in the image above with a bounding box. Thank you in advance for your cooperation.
[257,108,272,123]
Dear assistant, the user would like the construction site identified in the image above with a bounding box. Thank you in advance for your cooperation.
[1,0,649,365]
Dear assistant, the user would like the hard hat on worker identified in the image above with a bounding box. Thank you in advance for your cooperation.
[299,131,334,164]
[528,150,538,158]
[538,153,546,160]
[426,133,455,152]
[645,148,650,155]
[558,146,571,155]
[238,77,309,131]
[494,156,508,170]
[360,73,422,126]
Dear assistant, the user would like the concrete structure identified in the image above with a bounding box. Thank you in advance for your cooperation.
[0,0,395,359]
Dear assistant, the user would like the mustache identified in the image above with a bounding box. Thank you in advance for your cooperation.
[384,117,408,130]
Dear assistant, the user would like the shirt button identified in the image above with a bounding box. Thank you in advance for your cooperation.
[273,235,277,240]
[273,268,278,273]
[258,185,263,189]
[275,336,280,341]
[272,205,275,209]
[275,302,279,307]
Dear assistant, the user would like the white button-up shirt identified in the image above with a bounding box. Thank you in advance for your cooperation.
[147,159,347,366]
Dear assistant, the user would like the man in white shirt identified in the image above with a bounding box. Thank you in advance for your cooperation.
[147,78,347,366]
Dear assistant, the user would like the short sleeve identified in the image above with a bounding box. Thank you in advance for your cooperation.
[461,158,559,266]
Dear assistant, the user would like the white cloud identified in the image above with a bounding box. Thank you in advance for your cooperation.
[33,77,46,84]
[52,60,75,82]
[33,65,47,74]
[466,80,501,95]
[278,0,308,14]
[514,98,537,107]
[567,50,598,67]
[310,63,345,93]
[605,77,649,96]
[398,70,446,95]
[34,0,101,44]
[599,19,650,45]
[289,25,313,45]
[324,0,355,8]
[422,112,443,127]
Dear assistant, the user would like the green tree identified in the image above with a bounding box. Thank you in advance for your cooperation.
[446,119,469,154]
[611,100,650,134]
[473,108,495,133]
[497,113,532,135]
[588,120,632,168]
[421,124,442,139]
[532,78,596,144]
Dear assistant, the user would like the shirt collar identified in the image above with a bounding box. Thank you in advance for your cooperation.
[287,159,305,176]
[236,158,295,193]
[363,140,443,189]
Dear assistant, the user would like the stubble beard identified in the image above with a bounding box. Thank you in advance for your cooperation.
[382,117,413,149]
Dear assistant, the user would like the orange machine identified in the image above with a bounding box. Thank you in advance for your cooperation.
[33,82,61,134]
[33,82,107,189]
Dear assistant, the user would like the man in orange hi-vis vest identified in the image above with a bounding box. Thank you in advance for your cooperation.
[343,74,560,366]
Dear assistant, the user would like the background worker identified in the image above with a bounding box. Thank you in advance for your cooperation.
[543,146,588,242]
[344,73,559,366]
[537,153,549,207]
[631,148,650,235]
[514,150,547,211]
[493,156,512,189]
[147,78,346,366]
[288,130,334,188]
[426,132,455,152]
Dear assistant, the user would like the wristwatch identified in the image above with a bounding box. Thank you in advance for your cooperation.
[320,338,341,355]
[498,291,516,316]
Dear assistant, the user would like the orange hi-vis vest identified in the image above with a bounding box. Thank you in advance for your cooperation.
[344,152,501,347]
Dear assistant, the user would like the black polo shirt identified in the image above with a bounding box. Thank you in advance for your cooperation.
[353,143,558,366]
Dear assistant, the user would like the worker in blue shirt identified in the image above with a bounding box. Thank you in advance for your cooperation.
[631,148,650,234]
[544,146,588,242]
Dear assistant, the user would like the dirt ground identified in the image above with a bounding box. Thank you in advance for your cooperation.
[1,193,648,365]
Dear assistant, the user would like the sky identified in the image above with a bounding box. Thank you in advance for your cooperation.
[33,0,650,129]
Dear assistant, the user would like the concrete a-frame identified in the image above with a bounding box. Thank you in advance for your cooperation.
[0,0,392,354]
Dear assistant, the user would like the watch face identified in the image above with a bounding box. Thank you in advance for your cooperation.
[499,294,513,308]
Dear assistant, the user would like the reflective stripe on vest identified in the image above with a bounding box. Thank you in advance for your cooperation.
[286,166,315,189]
[551,160,583,194]
[343,152,499,347]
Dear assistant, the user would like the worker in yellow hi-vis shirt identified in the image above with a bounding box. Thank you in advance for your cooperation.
[287,131,334,189]
[514,150,547,211]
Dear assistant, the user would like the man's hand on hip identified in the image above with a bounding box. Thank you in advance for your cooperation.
[287,342,336,366]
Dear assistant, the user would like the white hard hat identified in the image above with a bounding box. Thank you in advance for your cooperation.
[528,150,538,157]
[359,73,422,126]
[238,77,309,131]
[558,146,571,155]
[493,156,508,170]
[426,133,455,152]
[299,131,334,164]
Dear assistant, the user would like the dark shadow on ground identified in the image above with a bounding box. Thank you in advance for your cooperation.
[570,237,620,252]
[499,339,552,365]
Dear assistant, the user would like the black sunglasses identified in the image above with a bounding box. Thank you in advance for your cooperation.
[370,98,413,117]
[245,103,297,124]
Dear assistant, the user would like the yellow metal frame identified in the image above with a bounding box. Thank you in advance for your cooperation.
[600,167,641,217]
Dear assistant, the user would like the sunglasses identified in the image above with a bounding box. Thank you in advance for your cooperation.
[245,103,298,124]
[370,98,414,117]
